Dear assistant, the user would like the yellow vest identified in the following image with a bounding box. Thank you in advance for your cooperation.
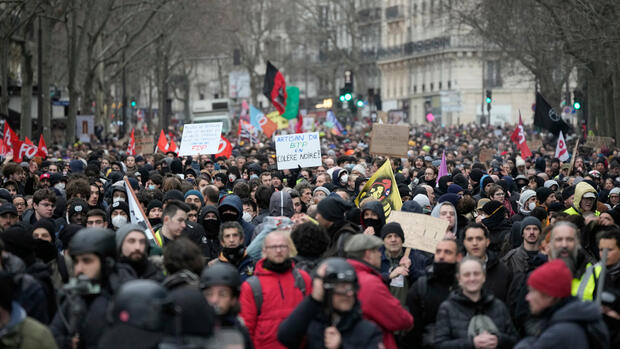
[573,262,602,301]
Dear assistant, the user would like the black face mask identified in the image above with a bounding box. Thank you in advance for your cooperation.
[221,212,238,222]
[34,239,57,263]
[222,246,246,266]
[433,262,456,279]
[148,217,162,227]
[363,218,381,231]
[202,219,220,238]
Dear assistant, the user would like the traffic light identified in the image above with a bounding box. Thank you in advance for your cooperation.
[355,95,364,108]
[338,86,353,108]
[485,89,492,112]
[573,90,583,110]
[130,97,137,108]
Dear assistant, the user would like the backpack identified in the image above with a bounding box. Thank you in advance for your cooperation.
[246,268,307,316]
[574,319,610,349]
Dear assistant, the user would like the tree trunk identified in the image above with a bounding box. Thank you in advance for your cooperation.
[40,16,52,143]
[0,38,9,118]
[20,35,34,139]
[613,65,620,143]
[95,35,106,137]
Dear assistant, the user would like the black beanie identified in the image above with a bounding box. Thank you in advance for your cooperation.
[481,176,495,191]
[482,200,504,216]
[170,159,183,174]
[381,222,405,241]
[147,200,163,215]
[453,173,469,189]
[32,218,57,243]
[536,187,554,203]
[0,225,35,266]
[58,224,83,250]
[317,196,351,222]
[470,169,484,184]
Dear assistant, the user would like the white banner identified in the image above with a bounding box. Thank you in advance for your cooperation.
[178,122,222,156]
[274,132,322,170]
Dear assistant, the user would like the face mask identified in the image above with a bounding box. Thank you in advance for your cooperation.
[54,183,65,190]
[363,217,381,231]
[112,215,128,228]
[242,211,253,223]
[340,174,349,185]
[221,212,238,222]
[34,239,57,263]
[186,178,195,184]
[528,202,536,211]
[147,184,156,190]
[148,217,162,227]
[202,219,220,238]
[113,197,125,203]
[229,174,237,182]
[250,174,259,180]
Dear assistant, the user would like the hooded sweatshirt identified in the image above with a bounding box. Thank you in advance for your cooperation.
[268,191,294,218]
[565,182,600,216]
[360,200,386,237]
[218,195,255,246]
[430,202,458,237]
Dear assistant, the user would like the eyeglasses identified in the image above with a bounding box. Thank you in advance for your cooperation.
[264,245,289,251]
[13,202,26,207]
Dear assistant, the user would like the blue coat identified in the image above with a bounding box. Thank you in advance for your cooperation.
[218,195,255,246]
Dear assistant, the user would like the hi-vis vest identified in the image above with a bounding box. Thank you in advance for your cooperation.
[573,262,602,301]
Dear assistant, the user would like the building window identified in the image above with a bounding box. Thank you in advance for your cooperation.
[430,82,434,91]
[447,80,452,89]
[486,60,502,88]
[422,84,425,92]
[414,85,417,94]
[439,81,442,90]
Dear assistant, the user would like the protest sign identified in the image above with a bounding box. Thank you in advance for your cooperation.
[585,136,615,149]
[369,123,409,157]
[528,139,543,152]
[386,211,448,253]
[134,135,154,155]
[478,149,495,163]
[274,132,321,170]
[178,122,222,156]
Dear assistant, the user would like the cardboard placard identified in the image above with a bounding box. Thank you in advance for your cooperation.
[369,123,409,157]
[377,111,388,124]
[178,123,222,156]
[134,136,154,155]
[274,132,322,170]
[585,136,615,148]
[528,139,543,152]
[478,149,495,163]
[386,211,448,253]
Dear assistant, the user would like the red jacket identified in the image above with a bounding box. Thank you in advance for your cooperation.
[347,258,414,349]
[240,259,312,349]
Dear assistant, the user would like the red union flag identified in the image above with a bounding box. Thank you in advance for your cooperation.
[510,112,532,158]
[216,136,232,158]
[555,131,569,162]
[13,140,38,163]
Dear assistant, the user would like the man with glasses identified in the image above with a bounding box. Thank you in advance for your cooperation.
[240,230,311,349]
[21,188,56,225]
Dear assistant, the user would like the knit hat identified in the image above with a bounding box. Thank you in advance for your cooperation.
[115,224,147,252]
[516,156,526,167]
[544,180,559,189]
[438,193,461,207]
[469,168,484,184]
[317,196,351,222]
[68,199,89,220]
[110,200,130,217]
[536,187,554,203]
[609,187,620,197]
[313,186,330,196]
[453,173,469,190]
[351,164,366,177]
[519,190,537,208]
[398,184,412,198]
[528,259,572,298]
[412,194,431,210]
[69,159,85,173]
[381,222,405,241]
[482,200,503,216]
[447,184,464,194]
[402,200,423,213]
[58,224,83,250]
[146,200,163,216]
[32,219,57,243]
[562,186,575,201]
[481,176,495,191]
[163,189,184,203]
[0,225,35,265]
[184,190,204,205]
[520,216,542,236]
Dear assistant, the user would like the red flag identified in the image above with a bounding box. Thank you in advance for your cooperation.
[24,137,33,145]
[36,134,48,158]
[13,140,38,163]
[262,61,287,114]
[510,112,532,158]
[127,128,136,155]
[216,136,232,159]
[3,124,18,155]
[156,130,168,153]
[168,139,178,154]
[295,113,303,133]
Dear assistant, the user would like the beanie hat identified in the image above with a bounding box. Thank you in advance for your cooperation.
[109,200,130,217]
[352,164,366,177]
[562,186,575,201]
[470,169,484,184]
[68,199,89,219]
[146,200,163,216]
[520,216,542,236]
[528,259,572,298]
[402,200,423,213]
[481,176,495,192]
[438,193,461,207]
[32,219,57,243]
[544,180,559,189]
[453,173,469,189]
[519,190,537,208]
[610,187,620,197]
[536,187,554,203]
[447,184,464,194]
[413,194,431,210]
[317,196,351,222]
[184,190,204,205]
[115,224,147,252]
[381,222,405,241]
[482,200,503,216]
[0,225,35,265]
[58,224,83,250]
[313,186,330,196]
[516,156,526,167]
[398,184,411,198]
[163,189,184,203]
[69,159,85,173]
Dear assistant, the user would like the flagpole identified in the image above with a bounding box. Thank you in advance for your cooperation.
[568,138,580,175]
[123,177,159,247]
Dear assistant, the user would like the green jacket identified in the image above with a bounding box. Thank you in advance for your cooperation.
[0,303,57,349]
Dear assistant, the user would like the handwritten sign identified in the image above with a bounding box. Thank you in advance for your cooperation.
[585,136,615,149]
[178,123,222,156]
[274,132,322,170]
[134,136,154,155]
[478,149,495,164]
[387,211,448,253]
[369,123,409,157]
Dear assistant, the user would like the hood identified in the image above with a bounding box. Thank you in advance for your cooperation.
[549,297,602,324]
[218,194,243,217]
[359,200,386,229]
[331,168,348,188]
[430,202,458,235]
[572,182,598,213]
[199,205,220,224]
[268,191,294,218]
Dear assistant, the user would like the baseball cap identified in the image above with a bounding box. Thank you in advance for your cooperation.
[39,173,51,180]
[0,204,18,216]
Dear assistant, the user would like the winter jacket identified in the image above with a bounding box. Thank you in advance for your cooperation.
[1,253,49,325]
[277,296,383,349]
[322,220,359,258]
[564,182,601,216]
[239,259,312,349]
[515,297,609,349]
[380,246,431,306]
[359,200,386,237]
[484,251,514,303]
[211,252,255,282]
[250,191,295,241]
[347,258,413,349]
[434,290,518,349]
[0,302,58,349]
[219,194,255,246]
[197,205,223,260]
[502,246,546,317]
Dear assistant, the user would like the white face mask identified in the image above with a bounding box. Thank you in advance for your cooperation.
[528,202,536,211]
[242,211,253,223]
[148,184,156,190]
[113,197,125,203]
[54,183,65,190]
[112,215,127,228]
[340,174,349,185]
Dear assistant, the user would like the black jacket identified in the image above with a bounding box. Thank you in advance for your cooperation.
[484,251,514,303]
[322,220,359,258]
[403,263,458,349]
[277,296,383,349]
[435,290,519,349]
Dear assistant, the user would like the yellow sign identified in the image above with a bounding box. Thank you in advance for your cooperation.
[266,111,289,129]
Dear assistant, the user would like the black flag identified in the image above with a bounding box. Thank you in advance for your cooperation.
[534,92,570,135]
[262,61,287,114]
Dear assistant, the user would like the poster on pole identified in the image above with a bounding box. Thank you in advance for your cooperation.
[178,122,222,156]
[134,135,154,155]
[386,211,448,253]
[274,132,322,170]
[369,123,409,157]
[76,115,94,143]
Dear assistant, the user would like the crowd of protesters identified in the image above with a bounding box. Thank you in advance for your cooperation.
[0,120,619,349]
